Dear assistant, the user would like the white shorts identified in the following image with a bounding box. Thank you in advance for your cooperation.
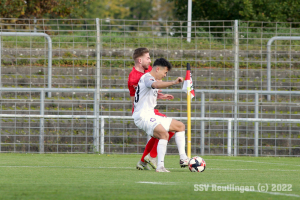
[133,115,172,136]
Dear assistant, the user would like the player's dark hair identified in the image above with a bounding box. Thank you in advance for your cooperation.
[133,48,149,60]
[153,58,172,71]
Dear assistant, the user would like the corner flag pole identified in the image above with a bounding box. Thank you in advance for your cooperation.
[182,63,195,158]
[187,86,192,159]
[186,63,192,158]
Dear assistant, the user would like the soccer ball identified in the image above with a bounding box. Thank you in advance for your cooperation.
[188,156,206,172]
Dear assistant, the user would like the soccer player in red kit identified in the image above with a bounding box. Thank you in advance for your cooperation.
[128,48,189,170]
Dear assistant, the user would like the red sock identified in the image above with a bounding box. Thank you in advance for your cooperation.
[149,132,175,158]
[168,131,175,141]
[150,139,159,158]
[141,137,156,162]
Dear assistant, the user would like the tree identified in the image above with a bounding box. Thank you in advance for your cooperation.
[85,0,130,19]
[126,0,152,20]
[0,0,89,19]
[86,0,176,21]
[170,0,300,22]
[151,0,176,21]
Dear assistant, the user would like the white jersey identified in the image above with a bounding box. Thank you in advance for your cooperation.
[133,73,158,118]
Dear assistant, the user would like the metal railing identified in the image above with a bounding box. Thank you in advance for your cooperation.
[1,87,300,156]
[0,32,53,97]
[267,36,300,101]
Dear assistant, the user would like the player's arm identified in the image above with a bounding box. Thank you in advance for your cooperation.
[151,77,183,89]
[130,96,135,104]
[157,92,174,100]
[128,77,136,105]
[156,83,174,100]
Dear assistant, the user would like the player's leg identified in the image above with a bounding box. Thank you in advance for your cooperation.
[140,112,160,169]
[136,160,151,170]
[144,109,166,169]
[152,124,170,172]
[149,131,174,158]
[134,116,155,170]
[141,137,156,162]
[155,110,176,147]
[136,137,155,170]
[144,134,175,170]
[134,114,170,172]
[144,139,158,169]
[149,139,158,158]
[169,119,189,168]
[147,110,175,167]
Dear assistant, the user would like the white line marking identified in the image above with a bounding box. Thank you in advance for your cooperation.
[137,181,177,185]
[269,169,300,172]
[0,165,133,169]
[0,165,262,171]
[207,168,258,171]
[251,190,300,198]
[206,159,300,167]
[1,165,299,172]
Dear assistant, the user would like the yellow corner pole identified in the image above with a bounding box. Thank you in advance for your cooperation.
[187,90,191,158]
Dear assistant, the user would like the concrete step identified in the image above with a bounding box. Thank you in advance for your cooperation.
[2,135,299,155]
[1,119,299,135]
[1,96,300,111]
[3,66,300,78]
[1,98,300,113]
[1,107,299,120]
[1,91,300,102]
[1,143,299,155]
[2,48,300,59]
[1,72,300,85]
[2,78,300,95]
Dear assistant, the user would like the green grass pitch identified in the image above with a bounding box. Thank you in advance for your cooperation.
[0,154,299,200]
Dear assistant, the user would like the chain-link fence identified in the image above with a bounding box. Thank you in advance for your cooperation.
[0,18,299,156]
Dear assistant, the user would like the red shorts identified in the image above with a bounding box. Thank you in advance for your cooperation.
[154,109,166,117]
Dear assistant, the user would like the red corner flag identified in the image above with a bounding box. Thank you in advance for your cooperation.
[182,63,195,99]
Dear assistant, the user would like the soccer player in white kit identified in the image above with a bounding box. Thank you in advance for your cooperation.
[132,58,189,172]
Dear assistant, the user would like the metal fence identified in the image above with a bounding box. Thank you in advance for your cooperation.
[0,18,300,156]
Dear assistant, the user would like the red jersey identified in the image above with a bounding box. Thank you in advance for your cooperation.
[127,66,152,97]
[127,65,166,117]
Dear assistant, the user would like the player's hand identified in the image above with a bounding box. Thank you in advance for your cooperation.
[157,89,163,99]
[157,93,174,100]
[174,77,183,84]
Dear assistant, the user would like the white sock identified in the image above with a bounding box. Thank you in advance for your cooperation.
[157,139,168,169]
[175,131,188,160]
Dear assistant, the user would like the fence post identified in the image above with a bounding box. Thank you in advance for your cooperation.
[201,92,205,156]
[46,35,52,98]
[39,91,45,153]
[255,93,259,157]
[101,117,104,154]
[267,38,272,101]
[34,17,37,33]
[187,0,192,42]
[0,35,1,98]
[227,119,232,156]
[234,20,239,156]
[94,18,101,153]
[93,92,100,153]
[0,34,1,149]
